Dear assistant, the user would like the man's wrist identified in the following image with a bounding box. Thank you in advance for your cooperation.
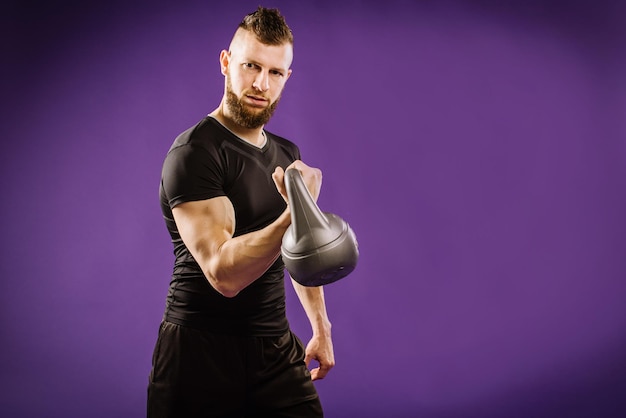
[312,319,332,337]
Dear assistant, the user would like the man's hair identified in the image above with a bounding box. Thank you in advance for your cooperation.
[238,6,293,45]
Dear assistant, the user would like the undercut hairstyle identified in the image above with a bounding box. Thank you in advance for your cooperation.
[238,6,293,45]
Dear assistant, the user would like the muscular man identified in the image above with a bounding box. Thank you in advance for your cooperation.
[147,7,334,418]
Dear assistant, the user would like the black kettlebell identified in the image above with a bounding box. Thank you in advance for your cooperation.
[281,168,359,286]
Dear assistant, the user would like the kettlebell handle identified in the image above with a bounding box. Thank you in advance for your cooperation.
[284,168,329,238]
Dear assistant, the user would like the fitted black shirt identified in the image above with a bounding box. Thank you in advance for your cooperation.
[159,116,300,336]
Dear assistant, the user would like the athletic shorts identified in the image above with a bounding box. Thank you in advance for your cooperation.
[147,321,323,418]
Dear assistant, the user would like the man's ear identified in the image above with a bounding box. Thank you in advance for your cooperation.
[219,50,230,76]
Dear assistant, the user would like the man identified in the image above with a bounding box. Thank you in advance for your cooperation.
[147,7,334,418]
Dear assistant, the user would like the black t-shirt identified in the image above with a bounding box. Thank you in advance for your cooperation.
[159,116,300,336]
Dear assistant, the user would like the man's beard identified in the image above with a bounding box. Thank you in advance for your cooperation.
[225,76,281,129]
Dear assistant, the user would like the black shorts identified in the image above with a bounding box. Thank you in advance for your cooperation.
[147,321,323,418]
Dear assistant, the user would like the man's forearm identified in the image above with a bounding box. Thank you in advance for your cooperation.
[208,210,292,297]
[291,279,332,335]
[292,279,335,380]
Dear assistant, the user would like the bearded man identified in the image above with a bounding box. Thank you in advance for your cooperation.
[147,7,333,418]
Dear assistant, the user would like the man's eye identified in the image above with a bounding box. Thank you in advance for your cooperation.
[270,70,283,77]
[243,63,256,70]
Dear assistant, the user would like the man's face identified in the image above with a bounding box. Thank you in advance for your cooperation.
[225,71,280,129]
[223,29,293,129]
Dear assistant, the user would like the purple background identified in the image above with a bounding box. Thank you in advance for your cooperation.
[2,0,625,416]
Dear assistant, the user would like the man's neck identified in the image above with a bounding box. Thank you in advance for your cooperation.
[209,105,266,147]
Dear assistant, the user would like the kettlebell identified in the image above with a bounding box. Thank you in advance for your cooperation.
[281,168,359,286]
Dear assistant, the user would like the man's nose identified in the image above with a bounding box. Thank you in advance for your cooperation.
[252,71,270,92]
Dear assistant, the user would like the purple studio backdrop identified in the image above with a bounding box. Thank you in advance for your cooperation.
[1,0,625,417]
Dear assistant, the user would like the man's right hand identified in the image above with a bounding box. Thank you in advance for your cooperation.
[272,160,323,203]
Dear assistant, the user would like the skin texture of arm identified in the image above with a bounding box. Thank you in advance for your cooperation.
[172,162,321,298]
[173,196,291,298]
[291,279,335,380]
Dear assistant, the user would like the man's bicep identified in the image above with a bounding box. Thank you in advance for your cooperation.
[172,197,236,265]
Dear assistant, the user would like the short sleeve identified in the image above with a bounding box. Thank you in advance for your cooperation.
[161,143,225,209]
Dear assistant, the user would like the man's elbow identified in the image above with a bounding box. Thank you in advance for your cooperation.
[215,285,240,298]
[206,272,240,298]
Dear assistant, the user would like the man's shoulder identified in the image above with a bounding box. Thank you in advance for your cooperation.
[170,116,225,150]
[265,129,298,152]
